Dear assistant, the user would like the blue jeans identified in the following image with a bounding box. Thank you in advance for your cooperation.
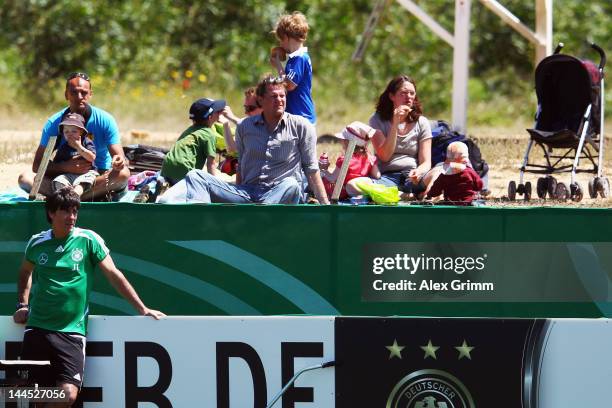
[158,170,302,204]
[374,172,426,194]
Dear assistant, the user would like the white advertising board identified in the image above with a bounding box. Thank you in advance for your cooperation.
[3,316,612,407]
[0,316,335,407]
[537,319,612,407]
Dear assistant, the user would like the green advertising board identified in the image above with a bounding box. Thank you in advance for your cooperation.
[0,202,610,318]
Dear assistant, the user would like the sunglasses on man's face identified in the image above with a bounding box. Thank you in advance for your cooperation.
[244,105,259,113]
[67,72,90,81]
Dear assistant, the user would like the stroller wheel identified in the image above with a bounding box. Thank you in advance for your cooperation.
[508,181,517,201]
[524,181,532,201]
[554,182,570,201]
[570,182,583,202]
[546,177,557,198]
[536,178,547,199]
[588,178,598,198]
[600,177,610,198]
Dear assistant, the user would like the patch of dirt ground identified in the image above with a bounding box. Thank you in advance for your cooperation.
[1,129,610,207]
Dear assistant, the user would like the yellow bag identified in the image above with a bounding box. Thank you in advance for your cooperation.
[355,182,400,204]
[213,123,227,152]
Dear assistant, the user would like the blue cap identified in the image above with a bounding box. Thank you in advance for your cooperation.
[189,98,226,121]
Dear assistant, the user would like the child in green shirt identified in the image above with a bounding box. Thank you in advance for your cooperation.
[161,98,226,184]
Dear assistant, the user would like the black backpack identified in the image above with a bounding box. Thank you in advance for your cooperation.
[123,144,168,173]
[430,120,489,178]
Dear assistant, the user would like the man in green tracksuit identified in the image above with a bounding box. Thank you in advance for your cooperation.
[13,187,165,407]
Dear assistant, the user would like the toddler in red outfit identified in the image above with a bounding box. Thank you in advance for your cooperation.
[426,141,483,205]
[320,122,381,200]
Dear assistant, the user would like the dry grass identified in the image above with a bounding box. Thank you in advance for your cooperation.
[0,131,39,164]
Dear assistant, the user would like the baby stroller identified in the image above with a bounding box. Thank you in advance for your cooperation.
[508,42,607,201]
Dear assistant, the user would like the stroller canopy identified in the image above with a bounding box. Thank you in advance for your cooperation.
[534,54,597,134]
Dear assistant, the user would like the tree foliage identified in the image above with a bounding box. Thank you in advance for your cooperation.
[0,0,609,113]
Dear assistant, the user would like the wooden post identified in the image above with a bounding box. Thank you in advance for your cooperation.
[535,0,553,63]
[396,0,454,47]
[452,0,471,134]
[29,136,57,200]
[352,0,392,61]
[331,138,357,202]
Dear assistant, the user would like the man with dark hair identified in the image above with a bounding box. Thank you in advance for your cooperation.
[18,72,130,200]
[159,75,329,204]
[13,187,164,406]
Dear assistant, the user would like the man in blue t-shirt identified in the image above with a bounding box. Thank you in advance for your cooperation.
[270,11,316,125]
[18,72,130,200]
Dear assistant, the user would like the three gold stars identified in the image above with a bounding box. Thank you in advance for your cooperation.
[384,339,475,360]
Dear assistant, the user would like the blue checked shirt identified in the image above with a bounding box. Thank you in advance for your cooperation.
[235,112,318,187]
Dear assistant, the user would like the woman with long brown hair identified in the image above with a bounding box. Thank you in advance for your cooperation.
[369,75,433,196]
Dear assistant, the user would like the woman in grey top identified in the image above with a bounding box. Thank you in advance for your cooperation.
[369,75,433,196]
